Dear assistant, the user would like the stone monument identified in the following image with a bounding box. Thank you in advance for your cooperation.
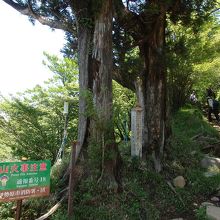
[131,105,143,158]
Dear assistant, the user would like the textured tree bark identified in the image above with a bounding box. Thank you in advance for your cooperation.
[76,25,93,160]
[140,9,167,172]
[72,1,94,160]
[91,0,121,187]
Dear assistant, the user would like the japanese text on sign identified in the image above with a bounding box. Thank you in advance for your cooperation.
[0,160,50,202]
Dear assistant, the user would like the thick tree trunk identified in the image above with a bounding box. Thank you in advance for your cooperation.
[70,0,94,159]
[141,10,167,172]
[75,11,93,160]
[91,0,120,187]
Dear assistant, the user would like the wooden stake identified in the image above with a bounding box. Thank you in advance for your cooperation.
[15,199,22,220]
[68,141,76,219]
[15,157,28,220]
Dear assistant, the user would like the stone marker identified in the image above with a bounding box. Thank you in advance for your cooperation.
[131,105,143,158]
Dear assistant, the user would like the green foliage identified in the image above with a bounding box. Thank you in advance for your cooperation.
[193,25,220,103]
[50,155,70,193]
[0,96,58,161]
[1,105,219,219]
[168,106,219,173]
[187,169,220,196]
[0,202,14,220]
[172,106,218,138]
[71,172,161,220]
[52,210,68,220]
[166,15,220,110]
[85,81,135,174]
[166,20,195,110]
[113,81,136,142]
[0,54,79,162]
[195,207,209,220]
[21,198,52,220]
[80,89,114,174]
[169,0,219,27]
[87,120,115,173]
[87,139,102,172]
[42,52,78,91]
[81,89,97,119]
[0,142,12,161]
[59,106,218,219]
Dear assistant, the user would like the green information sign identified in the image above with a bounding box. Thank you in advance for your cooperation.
[0,160,51,202]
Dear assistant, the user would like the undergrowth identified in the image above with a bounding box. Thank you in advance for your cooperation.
[1,105,220,220]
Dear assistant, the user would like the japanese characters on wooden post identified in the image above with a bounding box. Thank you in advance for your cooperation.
[0,160,50,202]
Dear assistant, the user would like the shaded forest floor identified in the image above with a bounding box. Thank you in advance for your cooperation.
[1,105,220,220]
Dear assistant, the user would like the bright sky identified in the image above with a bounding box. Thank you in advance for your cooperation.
[0,2,65,97]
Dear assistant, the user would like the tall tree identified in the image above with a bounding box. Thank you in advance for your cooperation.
[114,0,219,171]
[3,0,121,185]
[91,0,121,184]
[3,0,219,172]
[69,1,94,160]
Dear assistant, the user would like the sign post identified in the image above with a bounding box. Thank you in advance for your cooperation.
[0,160,51,219]
[15,199,22,220]
[68,142,77,219]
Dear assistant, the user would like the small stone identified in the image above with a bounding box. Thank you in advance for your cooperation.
[206,206,220,220]
[211,197,220,202]
[193,202,198,207]
[201,202,215,207]
[201,156,220,169]
[173,176,186,188]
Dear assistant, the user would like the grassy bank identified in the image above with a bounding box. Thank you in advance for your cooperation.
[1,105,220,220]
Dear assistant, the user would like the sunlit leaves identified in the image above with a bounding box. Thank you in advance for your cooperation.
[0,54,79,162]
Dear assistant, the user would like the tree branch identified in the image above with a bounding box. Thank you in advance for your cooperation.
[207,7,220,16]
[113,66,136,91]
[3,0,75,33]
[35,195,67,220]
[113,0,144,41]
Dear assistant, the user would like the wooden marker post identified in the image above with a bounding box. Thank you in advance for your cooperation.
[15,199,22,220]
[15,157,27,220]
[68,141,77,219]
